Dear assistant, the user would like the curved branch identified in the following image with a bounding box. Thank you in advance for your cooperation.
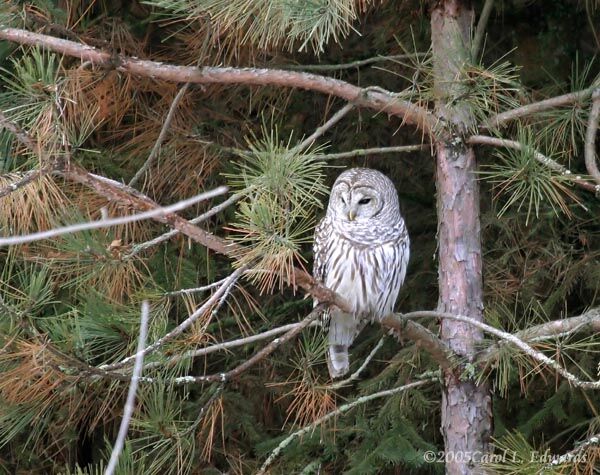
[0,27,435,137]
[584,90,600,185]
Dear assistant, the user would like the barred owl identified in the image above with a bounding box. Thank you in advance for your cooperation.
[313,168,409,378]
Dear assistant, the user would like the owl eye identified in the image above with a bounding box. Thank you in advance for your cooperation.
[358,198,371,205]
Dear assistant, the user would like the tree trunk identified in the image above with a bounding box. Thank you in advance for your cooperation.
[431,1,493,473]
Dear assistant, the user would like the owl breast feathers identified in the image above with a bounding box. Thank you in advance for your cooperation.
[313,168,409,378]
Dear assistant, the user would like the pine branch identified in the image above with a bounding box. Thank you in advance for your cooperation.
[0,186,228,246]
[0,27,435,136]
[143,321,320,371]
[105,301,150,475]
[477,307,600,362]
[468,134,600,194]
[313,144,428,159]
[99,267,244,372]
[482,86,599,130]
[257,378,437,475]
[584,90,600,185]
[172,304,325,384]
[60,163,354,312]
[402,310,600,389]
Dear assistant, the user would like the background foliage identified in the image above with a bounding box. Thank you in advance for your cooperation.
[0,0,599,473]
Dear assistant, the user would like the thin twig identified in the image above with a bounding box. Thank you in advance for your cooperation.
[471,0,495,60]
[584,90,600,185]
[0,186,228,246]
[257,378,435,475]
[402,310,600,389]
[550,433,600,466]
[181,384,224,436]
[482,86,598,130]
[0,110,39,152]
[168,304,325,385]
[164,277,232,297]
[292,102,355,154]
[99,268,244,372]
[281,53,426,72]
[0,169,44,198]
[328,336,385,389]
[313,144,428,160]
[468,134,600,194]
[143,321,320,371]
[104,301,150,475]
[124,190,247,259]
[128,84,190,188]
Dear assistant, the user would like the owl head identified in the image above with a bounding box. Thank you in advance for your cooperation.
[327,168,400,224]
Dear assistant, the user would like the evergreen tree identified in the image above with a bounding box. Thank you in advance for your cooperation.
[0,1,599,474]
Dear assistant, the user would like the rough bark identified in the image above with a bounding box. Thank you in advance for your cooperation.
[431,1,493,473]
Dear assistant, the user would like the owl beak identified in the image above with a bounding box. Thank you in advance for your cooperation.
[347,209,357,221]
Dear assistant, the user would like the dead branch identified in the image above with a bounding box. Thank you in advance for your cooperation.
[173,304,325,384]
[143,320,320,371]
[328,336,386,389]
[313,144,429,160]
[128,83,190,188]
[105,301,149,475]
[584,90,600,185]
[99,268,244,372]
[281,53,427,72]
[292,102,354,153]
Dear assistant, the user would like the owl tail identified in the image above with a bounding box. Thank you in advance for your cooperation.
[327,345,349,378]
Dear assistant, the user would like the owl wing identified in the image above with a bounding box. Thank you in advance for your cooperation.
[312,216,332,286]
